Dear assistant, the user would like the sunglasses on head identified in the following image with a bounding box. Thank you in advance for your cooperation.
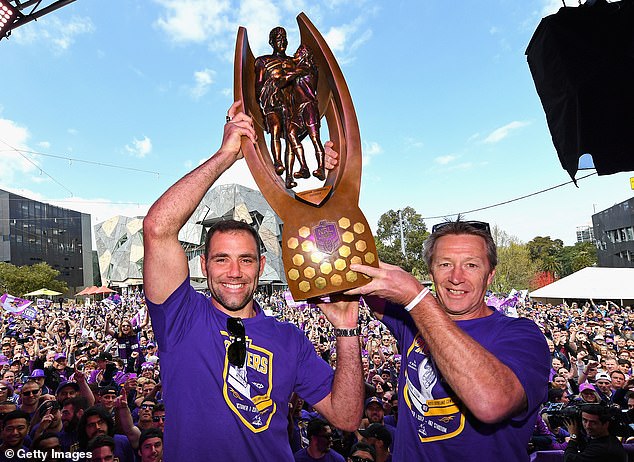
[432,220,491,235]
[227,317,246,368]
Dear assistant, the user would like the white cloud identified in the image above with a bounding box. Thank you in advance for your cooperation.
[362,140,382,166]
[541,0,577,16]
[404,137,424,150]
[435,155,456,165]
[0,118,38,185]
[67,129,78,136]
[11,16,94,53]
[482,121,529,144]
[189,68,216,99]
[153,0,232,43]
[125,136,153,158]
[38,141,51,149]
[323,15,373,62]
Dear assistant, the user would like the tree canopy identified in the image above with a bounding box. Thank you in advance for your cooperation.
[375,207,429,279]
[0,262,68,297]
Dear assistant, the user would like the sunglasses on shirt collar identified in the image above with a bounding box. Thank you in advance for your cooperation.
[227,317,246,368]
[431,220,491,235]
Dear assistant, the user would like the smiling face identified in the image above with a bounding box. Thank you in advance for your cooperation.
[201,230,265,317]
[429,234,495,320]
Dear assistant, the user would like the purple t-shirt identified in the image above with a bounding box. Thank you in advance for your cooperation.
[381,304,549,462]
[146,278,334,462]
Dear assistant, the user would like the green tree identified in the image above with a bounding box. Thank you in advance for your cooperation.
[491,241,539,293]
[570,241,598,273]
[375,207,429,279]
[0,262,68,296]
[526,236,564,277]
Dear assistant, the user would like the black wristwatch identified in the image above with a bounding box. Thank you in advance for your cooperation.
[333,327,359,337]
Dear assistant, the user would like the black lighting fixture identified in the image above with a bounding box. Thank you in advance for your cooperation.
[0,0,17,39]
[0,0,77,41]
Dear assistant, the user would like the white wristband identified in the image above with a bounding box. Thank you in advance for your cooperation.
[403,288,430,312]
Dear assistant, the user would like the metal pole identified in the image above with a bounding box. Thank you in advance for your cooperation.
[398,209,406,257]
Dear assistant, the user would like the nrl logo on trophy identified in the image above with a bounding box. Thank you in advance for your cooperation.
[233,13,378,300]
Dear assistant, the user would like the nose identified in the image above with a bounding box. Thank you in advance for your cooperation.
[448,266,464,284]
[227,259,242,278]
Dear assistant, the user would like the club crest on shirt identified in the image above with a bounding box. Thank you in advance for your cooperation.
[221,333,276,433]
[403,333,465,443]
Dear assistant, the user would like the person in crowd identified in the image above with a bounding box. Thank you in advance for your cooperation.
[150,403,165,434]
[358,423,392,462]
[142,101,363,461]
[347,441,376,462]
[89,434,116,462]
[294,418,344,462]
[564,404,627,461]
[0,410,30,455]
[60,396,89,451]
[77,406,135,462]
[30,431,63,462]
[593,373,613,403]
[137,428,163,462]
[17,380,41,417]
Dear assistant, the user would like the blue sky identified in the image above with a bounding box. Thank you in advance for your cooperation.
[1,0,632,247]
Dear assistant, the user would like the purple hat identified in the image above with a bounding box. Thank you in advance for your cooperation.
[54,353,67,361]
[578,382,596,392]
[364,396,383,409]
[0,355,9,366]
[147,342,156,348]
[29,369,45,379]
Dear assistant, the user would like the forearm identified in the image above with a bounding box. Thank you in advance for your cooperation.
[409,299,526,423]
[321,336,364,431]
[78,380,95,406]
[116,405,141,449]
[144,151,235,240]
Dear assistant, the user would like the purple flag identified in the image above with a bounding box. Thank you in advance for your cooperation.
[0,293,32,314]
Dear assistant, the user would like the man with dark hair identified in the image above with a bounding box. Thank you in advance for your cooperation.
[0,409,29,452]
[314,206,550,460]
[31,431,62,462]
[564,404,627,461]
[347,441,375,462]
[137,428,163,462]
[89,434,116,462]
[358,423,392,462]
[60,396,89,450]
[294,418,344,462]
[151,403,165,433]
[77,406,134,462]
[548,387,570,405]
[143,102,363,460]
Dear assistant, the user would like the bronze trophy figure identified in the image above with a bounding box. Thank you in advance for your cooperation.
[234,13,378,300]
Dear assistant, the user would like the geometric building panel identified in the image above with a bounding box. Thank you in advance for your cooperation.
[94,184,286,288]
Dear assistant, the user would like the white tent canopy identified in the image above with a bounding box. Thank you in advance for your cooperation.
[530,267,634,304]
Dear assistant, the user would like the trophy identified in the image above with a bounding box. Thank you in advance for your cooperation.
[233,13,378,300]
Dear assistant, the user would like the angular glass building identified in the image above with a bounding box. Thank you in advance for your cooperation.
[94,184,286,288]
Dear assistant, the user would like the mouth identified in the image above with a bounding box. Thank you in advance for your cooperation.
[222,282,245,290]
[446,288,467,295]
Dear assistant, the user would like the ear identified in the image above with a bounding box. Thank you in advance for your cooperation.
[486,268,496,287]
[200,254,208,278]
[258,255,266,277]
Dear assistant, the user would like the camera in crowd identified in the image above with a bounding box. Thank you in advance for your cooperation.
[544,402,631,437]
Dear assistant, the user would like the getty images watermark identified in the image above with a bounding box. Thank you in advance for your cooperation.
[4,448,92,461]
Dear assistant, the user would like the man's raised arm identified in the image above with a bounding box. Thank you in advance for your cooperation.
[142,102,257,304]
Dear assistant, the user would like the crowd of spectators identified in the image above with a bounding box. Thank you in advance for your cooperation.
[0,288,631,461]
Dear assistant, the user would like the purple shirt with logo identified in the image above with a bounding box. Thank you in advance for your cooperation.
[147,278,334,461]
[381,304,549,462]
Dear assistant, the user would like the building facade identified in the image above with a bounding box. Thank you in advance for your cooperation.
[0,189,94,289]
[593,196,634,268]
[94,184,286,288]
[576,225,595,244]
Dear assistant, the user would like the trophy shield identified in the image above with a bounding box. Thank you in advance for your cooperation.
[233,13,378,300]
